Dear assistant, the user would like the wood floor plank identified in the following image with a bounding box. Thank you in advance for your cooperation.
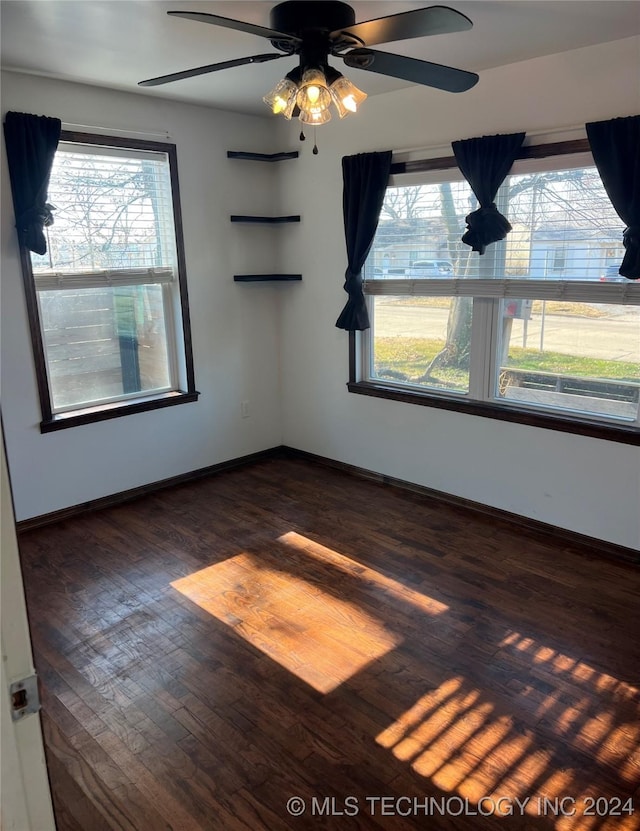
[17,457,640,830]
[46,751,113,831]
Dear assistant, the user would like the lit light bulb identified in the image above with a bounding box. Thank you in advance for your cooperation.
[296,68,331,115]
[328,74,367,118]
[306,85,321,105]
[342,95,357,112]
[263,76,299,119]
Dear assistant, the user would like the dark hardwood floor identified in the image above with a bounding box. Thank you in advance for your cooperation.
[17,457,640,830]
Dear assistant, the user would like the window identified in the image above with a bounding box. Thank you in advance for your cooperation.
[20,132,197,431]
[546,247,566,275]
[352,140,640,442]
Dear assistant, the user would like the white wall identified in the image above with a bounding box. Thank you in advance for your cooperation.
[1,71,290,520]
[277,37,640,550]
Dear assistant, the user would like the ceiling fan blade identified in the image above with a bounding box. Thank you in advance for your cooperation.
[342,48,478,93]
[331,6,472,48]
[167,11,301,44]
[139,53,285,87]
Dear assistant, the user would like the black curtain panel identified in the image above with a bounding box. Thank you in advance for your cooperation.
[452,132,525,255]
[586,115,640,280]
[336,150,393,331]
[3,111,62,256]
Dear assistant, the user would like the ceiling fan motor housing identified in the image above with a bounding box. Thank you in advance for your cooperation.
[270,1,356,36]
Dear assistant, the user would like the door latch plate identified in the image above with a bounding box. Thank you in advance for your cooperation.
[9,674,40,721]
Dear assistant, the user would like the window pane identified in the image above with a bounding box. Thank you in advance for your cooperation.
[38,284,172,411]
[366,182,487,281]
[31,146,176,274]
[370,296,471,394]
[504,166,625,281]
[496,300,639,421]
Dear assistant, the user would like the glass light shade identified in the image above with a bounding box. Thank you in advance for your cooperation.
[263,77,298,119]
[296,68,331,113]
[329,75,367,118]
[299,106,332,125]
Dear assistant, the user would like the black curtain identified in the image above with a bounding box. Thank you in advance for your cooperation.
[336,150,392,331]
[3,111,61,255]
[452,132,525,255]
[586,115,640,280]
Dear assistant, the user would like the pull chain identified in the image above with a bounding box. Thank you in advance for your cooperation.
[298,126,319,154]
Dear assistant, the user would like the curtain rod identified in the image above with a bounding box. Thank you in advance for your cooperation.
[61,122,171,140]
[391,137,590,175]
[392,123,586,159]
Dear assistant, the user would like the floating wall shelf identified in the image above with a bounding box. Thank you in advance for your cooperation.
[227,151,299,162]
[234,275,302,282]
[230,215,301,224]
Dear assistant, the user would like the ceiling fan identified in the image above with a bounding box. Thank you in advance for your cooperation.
[139,1,479,125]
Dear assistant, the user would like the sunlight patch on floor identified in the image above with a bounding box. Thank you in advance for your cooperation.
[277,531,449,617]
[171,537,414,693]
[376,633,640,830]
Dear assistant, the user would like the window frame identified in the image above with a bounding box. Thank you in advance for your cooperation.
[348,139,640,446]
[18,131,198,432]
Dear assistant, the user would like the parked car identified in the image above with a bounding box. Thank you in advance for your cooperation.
[366,266,406,279]
[599,265,625,282]
[408,259,454,278]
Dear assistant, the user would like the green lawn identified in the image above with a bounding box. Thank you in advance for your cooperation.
[506,347,638,381]
[373,337,639,387]
[373,337,468,390]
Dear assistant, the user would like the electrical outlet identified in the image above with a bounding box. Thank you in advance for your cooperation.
[240,401,250,418]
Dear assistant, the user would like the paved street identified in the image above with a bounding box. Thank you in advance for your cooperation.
[374,302,640,363]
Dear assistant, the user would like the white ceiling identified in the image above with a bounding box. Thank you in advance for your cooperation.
[1,1,639,116]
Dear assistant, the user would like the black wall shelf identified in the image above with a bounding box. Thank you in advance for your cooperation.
[227,151,299,162]
[230,215,301,224]
[229,150,301,283]
[234,275,302,282]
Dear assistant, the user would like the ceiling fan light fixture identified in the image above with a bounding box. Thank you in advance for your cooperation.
[296,67,332,113]
[262,76,298,118]
[328,73,367,118]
